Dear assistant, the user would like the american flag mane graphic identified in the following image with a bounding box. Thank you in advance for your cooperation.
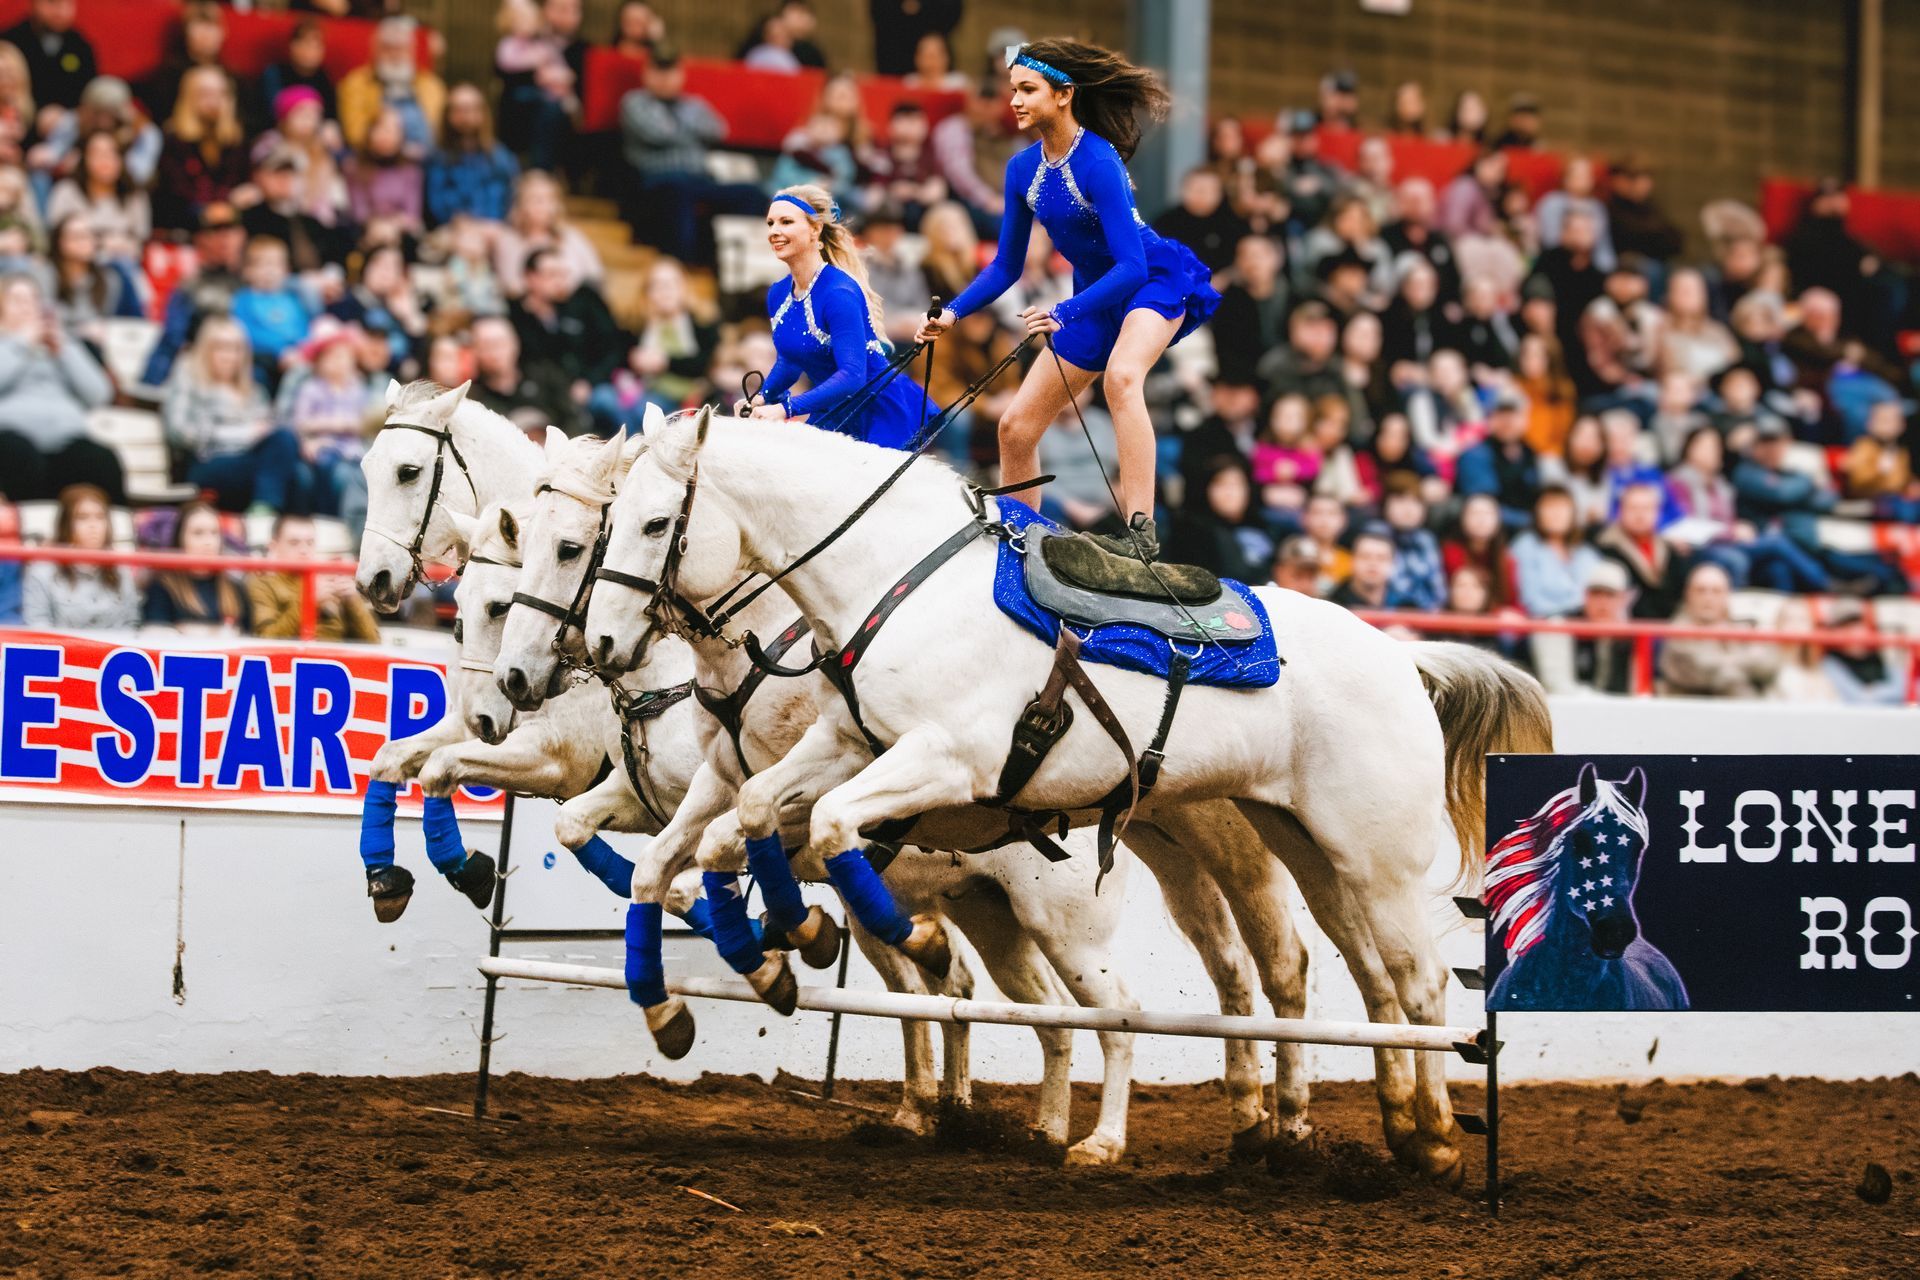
[1484,777,1648,959]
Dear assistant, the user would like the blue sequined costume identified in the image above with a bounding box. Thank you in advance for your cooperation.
[762,263,928,450]
[948,128,1220,372]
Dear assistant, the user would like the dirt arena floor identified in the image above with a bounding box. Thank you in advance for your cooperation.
[2,1068,1916,1279]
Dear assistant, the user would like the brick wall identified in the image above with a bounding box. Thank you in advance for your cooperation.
[405,0,1866,235]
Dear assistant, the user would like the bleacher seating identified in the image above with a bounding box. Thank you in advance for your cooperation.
[87,407,195,506]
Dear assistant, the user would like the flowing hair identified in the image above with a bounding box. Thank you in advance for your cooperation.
[775,183,888,342]
[1018,38,1170,161]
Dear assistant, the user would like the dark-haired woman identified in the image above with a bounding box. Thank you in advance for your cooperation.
[47,217,145,354]
[918,39,1220,575]
[142,499,251,635]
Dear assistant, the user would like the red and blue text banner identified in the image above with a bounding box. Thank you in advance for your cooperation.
[0,629,500,818]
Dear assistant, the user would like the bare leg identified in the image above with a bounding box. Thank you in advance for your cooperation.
[1101,309,1184,521]
[994,349,1098,510]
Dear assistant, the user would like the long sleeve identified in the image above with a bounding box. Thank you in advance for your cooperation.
[21,562,54,628]
[788,285,872,417]
[947,155,1033,319]
[248,573,301,638]
[1050,146,1148,325]
[760,283,802,402]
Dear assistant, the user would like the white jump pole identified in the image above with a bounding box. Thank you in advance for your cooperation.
[478,957,1487,1056]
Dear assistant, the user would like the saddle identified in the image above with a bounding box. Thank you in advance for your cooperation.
[1027,526,1263,643]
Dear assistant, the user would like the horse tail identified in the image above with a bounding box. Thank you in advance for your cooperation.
[1407,642,1555,888]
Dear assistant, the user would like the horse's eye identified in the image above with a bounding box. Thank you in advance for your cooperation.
[397,464,422,484]
[487,601,510,619]
[557,541,583,562]
[452,618,464,642]
[643,517,670,536]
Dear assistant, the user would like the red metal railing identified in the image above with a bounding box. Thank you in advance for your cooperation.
[0,545,454,641]
[1353,609,1920,705]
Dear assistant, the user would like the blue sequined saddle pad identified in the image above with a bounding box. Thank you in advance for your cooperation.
[990,500,1281,689]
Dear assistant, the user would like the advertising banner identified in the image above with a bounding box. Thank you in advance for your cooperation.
[0,628,500,817]
[1484,755,1917,1012]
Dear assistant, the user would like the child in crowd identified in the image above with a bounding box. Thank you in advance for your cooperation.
[1843,399,1920,523]
[288,319,375,534]
[230,237,313,379]
[1381,475,1446,611]
[1252,392,1320,519]
[431,213,506,324]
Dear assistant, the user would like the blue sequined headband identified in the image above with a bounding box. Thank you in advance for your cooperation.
[772,192,839,221]
[1004,43,1073,87]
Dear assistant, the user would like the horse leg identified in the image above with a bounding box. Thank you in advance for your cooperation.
[415,727,575,800]
[1148,803,1314,1148]
[939,885,1073,1147]
[847,913,941,1135]
[988,848,1136,1166]
[803,729,980,978]
[1118,824,1271,1156]
[1235,800,1434,1178]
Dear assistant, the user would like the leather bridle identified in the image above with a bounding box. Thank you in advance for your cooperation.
[363,418,477,597]
[508,473,617,666]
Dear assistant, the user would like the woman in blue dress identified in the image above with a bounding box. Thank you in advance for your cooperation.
[918,40,1220,570]
[742,183,928,450]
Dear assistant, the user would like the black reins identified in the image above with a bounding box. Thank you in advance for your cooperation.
[365,418,477,593]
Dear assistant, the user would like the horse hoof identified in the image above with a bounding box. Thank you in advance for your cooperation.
[446,851,497,911]
[748,953,798,1016]
[901,914,950,979]
[646,999,697,1060]
[796,906,842,969]
[1064,1133,1126,1167]
[1229,1119,1273,1163]
[366,865,415,923]
[890,1105,935,1136]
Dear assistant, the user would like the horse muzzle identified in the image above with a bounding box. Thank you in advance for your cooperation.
[1589,913,1638,960]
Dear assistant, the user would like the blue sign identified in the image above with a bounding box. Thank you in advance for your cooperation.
[1484,755,1918,1013]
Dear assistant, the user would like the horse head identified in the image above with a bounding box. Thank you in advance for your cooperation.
[587,405,744,675]
[356,379,474,613]
[447,503,525,745]
[1559,762,1650,959]
[496,425,648,711]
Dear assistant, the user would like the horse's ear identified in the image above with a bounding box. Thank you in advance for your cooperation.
[445,508,477,546]
[1623,766,1647,812]
[542,425,570,465]
[640,402,667,438]
[1577,761,1599,807]
[497,506,519,550]
[694,403,713,450]
[384,378,404,411]
[654,411,708,479]
[421,379,471,426]
[591,431,624,480]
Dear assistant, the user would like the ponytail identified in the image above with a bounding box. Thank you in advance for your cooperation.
[775,183,890,344]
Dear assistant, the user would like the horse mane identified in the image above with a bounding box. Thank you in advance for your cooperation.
[1485,776,1649,958]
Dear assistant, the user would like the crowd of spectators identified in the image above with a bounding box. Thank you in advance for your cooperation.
[0,0,1913,703]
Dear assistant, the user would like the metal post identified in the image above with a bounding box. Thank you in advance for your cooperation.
[1632,634,1655,696]
[1853,0,1884,188]
[473,793,515,1119]
[1485,1007,1500,1218]
[1129,0,1210,216]
[819,927,852,1100]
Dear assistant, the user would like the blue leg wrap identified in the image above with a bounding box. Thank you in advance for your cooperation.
[700,872,768,974]
[624,902,668,1007]
[672,897,764,947]
[421,795,468,874]
[745,832,808,932]
[569,835,635,898]
[359,779,398,871]
[825,849,910,947]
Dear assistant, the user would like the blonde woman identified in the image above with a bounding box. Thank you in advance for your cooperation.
[155,66,252,231]
[492,169,602,296]
[0,43,33,171]
[744,183,928,448]
[917,199,979,302]
[162,315,306,513]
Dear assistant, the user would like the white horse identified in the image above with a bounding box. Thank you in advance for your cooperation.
[492,432,1149,1159]
[584,410,1554,1182]
[500,430,1336,1161]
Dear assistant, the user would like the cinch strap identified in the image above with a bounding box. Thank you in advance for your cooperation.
[745,833,807,932]
[695,617,812,778]
[569,835,635,898]
[700,872,768,974]
[825,849,910,946]
[360,779,398,870]
[624,902,668,1007]
[421,795,468,874]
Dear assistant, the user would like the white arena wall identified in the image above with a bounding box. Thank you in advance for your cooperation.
[3,694,1914,1086]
